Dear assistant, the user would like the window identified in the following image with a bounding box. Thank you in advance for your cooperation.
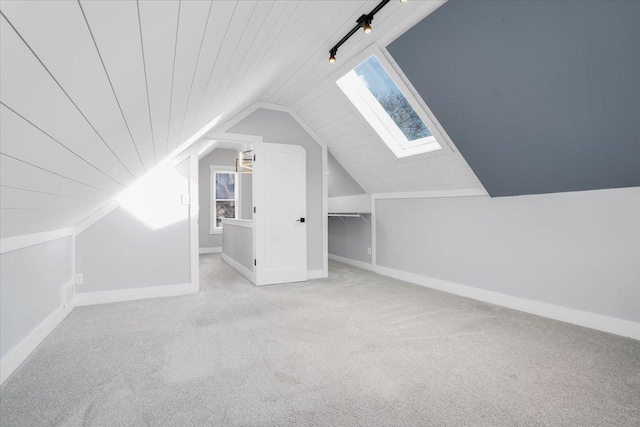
[210,166,239,234]
[336,53,444,158]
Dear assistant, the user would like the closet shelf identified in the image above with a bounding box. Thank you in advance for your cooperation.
[328,213,370,225]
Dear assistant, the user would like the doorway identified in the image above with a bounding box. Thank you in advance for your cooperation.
[196,139,308,286]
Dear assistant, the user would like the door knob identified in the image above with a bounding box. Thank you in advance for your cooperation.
[297,218,306,223]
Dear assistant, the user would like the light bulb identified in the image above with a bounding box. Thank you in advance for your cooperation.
[329,53,336,63]
[363,16,372,34]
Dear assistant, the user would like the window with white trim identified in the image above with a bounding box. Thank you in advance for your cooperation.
[210,166,239,234]
[336,54,443,158]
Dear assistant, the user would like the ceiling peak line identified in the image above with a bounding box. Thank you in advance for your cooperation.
[225,0,297,107]
[77,0,147,174]
[185,0,240,140]
[275,1,404,106]
[136,0,157,166]
[0,11,137,181]
[0,102,127,189]
[201,1,317,136]
[166,0,182,159]
[226,1,315,118]
[0,153,116,196]
[260,0,367,103]
[198,1,261,138]
[249,0,326,104]
[269,1,375,105]
[175,0,215,150]
[221,0,336,113]
[215,1,279,115]
[265,0,358,105]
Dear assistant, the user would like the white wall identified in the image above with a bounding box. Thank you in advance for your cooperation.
[328,215,371,264]
[241,174,252,220]
[375,187,640,324]
[328,152,365,197]
[198,148,252,250]
[327,150,370,263]
[75,157,193,294]
[222,223,253,271]
[228,108,324,271]
[75,208,190,292]
[0,236,72,358]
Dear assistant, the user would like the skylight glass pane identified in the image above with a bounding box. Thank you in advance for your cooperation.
[354,56,432,141]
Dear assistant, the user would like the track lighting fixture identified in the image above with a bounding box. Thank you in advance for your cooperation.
[328,0,406,62]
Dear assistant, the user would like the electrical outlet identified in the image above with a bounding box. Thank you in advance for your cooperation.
[367,247,372,256]
[75,273,84,285]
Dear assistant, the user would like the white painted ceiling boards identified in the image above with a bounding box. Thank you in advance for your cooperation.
[0,0,482,239]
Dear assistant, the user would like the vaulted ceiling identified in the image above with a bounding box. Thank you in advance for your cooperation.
[267,1,484,195]
[0,0,485,239]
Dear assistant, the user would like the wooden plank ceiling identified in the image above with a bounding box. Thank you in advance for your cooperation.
[262,0,484,195]
[0,0,483,239]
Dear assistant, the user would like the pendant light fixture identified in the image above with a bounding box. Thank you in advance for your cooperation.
[236,150,253,173]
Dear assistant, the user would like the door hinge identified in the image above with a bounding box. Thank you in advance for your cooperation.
[253,154,256,161]
[253,206,256,213]
[254,259,257,266]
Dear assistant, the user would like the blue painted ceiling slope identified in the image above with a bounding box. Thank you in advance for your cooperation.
[388,0,640,197]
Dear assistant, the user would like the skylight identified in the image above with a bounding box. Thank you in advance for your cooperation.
[337,54,443,158]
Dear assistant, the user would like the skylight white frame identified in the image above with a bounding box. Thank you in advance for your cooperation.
[334,44,451,158]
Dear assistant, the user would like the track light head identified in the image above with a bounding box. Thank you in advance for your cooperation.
[363,16,372,34]
[329,1,393,66]
[400,0,409,3]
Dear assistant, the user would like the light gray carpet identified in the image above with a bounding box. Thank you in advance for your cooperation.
[1,255,639,426]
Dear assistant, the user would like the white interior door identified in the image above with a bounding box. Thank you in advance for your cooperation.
[253,143,307,285]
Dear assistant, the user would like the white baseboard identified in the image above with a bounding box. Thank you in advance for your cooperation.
[1,299,75,385]
[222,253,255,284]
[307,268,328,280]
[329,254,375,272]
[330,256,639,340]
[76,283,198,306]
[199,247,222,254]
[373,264,640,340]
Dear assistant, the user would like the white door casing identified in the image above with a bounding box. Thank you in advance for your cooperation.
[253,143,307,285]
